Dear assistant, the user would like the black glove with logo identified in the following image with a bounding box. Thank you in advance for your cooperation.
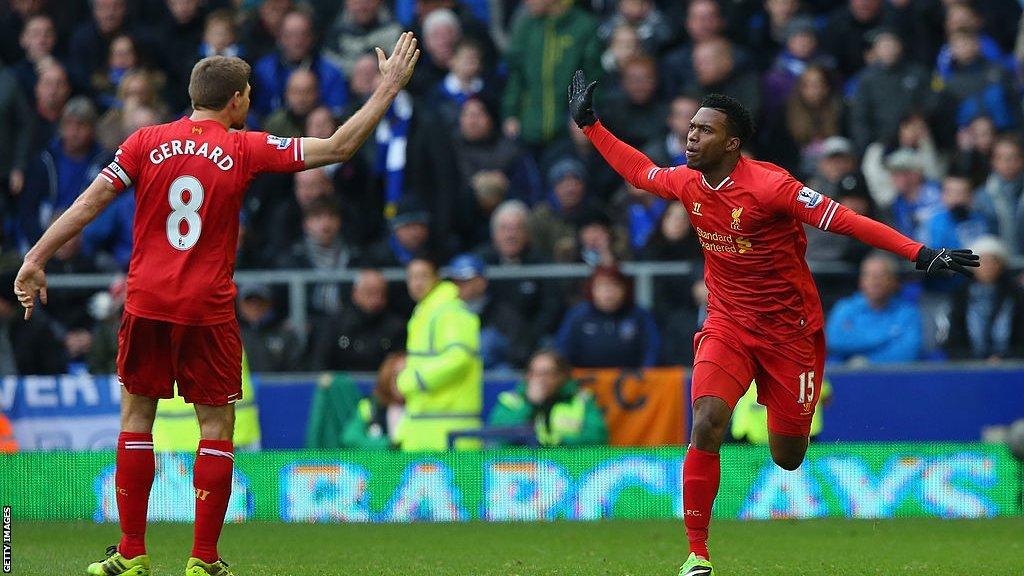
[568,69,597,128]
[915,246,980,277]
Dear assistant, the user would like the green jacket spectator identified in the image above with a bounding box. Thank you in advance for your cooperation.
[502,0,602,147]
[340,352,408,450]
[488,350,607,446]
[396,256,483,450]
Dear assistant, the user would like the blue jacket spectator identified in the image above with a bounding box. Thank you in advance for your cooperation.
[973,137,1024,255]
[557,265,660,368]
[886,149,943,243]
[251,9,347,123]
[927,174,988,250]
[18,97,109,250]
[826,253,922,364]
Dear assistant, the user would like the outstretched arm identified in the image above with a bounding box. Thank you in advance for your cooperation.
[302,32,420,169]
[569,70,678,200]
[776,183,978,276]
[15,177,117,319]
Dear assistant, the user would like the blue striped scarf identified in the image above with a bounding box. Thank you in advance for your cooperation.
[375,91,413,221]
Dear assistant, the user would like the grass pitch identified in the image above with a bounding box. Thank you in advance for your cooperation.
[11,518,1024,575]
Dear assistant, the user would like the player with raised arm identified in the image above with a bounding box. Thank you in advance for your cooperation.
[14,32,420,576]
[567,70,978,576]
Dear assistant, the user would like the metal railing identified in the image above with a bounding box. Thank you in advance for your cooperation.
[45,259,870,332]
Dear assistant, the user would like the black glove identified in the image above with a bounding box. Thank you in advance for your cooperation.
[568,69,597,128]
[915,246,980,277]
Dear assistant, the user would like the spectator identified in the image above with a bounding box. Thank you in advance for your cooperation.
[395,254,482,451]
[199,9,243,59]
[936,2,1015,82]
[0,270,66,375]
[974,136,1024,255]
[848,29,933,152]
[683,38,761,119]
[252,8,348,122]
[406,8,461,96]
[862,112,945,207]
[599,56,666,150]
[644,95,698,168]
[95,71,168,151]
[323,0,402,76]
[262,69,320,137]
[640,201,702,263]
[43,219,97,334]
[501,0,601,152]
[12,14,57,96]
[821,0,887,78]
[487,349,608,446]
[950,114,996,187]
[476,200,564,352]
[600,24,643,86]
[804,139,875,267]
[612,180,667,253]
[278,196,362,314]
[367,196,452,267]
[540,120,623,202]
[884,149,943,243]
[448,253,530,369]
[761,16,835,117]
[782,65,844,176]
[826,252,922,364]
[68,0,129,92]
[927,174,989,250]
[19,97,109,251]
[556,265,660,368]
[570,212,631,266]
[597,0,671,57]
[0,66,31,230]
[660,0,730,98]
[451,97,542,247]
[529,158,604,260]
[152,0,207,108]
[341,352,406,449]
[939,28,1018,131]
[28,61,71,158]
[266,167,335,260]
[90,33,149,112]
[236,283,302,372]
[430,40,494,129]
[308,270,406,372]
[945,236,1024,360]
[238,0,291,63]
[659,278,708,366]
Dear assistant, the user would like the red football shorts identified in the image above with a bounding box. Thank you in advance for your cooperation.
[116,311,243,406]
[691,319,826,437]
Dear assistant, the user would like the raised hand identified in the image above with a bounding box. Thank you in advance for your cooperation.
[14,260,47,320]
[568,69,597,128]
[376,32,421,92]
[915,246,980,277]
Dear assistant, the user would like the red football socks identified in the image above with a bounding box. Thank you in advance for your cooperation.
[116,431,155,559]
[192,439,234,563]
[683,444,721,560]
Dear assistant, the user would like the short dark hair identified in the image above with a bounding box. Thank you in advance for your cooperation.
[188,55,250,111]
[700,93,754,145]
[408,250,441,272]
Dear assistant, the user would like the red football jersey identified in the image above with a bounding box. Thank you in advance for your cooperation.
[99,117,306,325]
[584,122,922,342]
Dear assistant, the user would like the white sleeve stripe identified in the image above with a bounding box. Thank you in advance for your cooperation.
[823,202,840,231]
[818,200,837,229]
[99,172,115,184]
[293,139,298,161]
[647,167,659,180]
[299,138,304,161]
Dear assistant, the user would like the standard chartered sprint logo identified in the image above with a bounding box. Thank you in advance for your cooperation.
[694,226,753,254]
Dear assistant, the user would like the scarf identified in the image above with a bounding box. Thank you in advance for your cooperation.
[375,91,413,220]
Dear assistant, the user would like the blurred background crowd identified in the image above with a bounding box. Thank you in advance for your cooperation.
[1,0,1024,380]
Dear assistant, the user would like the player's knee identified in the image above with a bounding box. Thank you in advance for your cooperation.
[196,406,235,440]
[690,398,731,451]
[772,454,804,471]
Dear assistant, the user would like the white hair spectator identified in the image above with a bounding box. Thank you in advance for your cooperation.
[490,199,530,233]
[423,8,461,38]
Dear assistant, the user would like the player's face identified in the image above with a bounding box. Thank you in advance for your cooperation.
[230,84,251,129]
[685,107,738,171]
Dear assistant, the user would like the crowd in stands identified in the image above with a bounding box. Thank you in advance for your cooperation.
[2,0,1024,378]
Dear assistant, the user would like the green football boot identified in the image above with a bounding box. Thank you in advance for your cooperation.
[185,557,235,576]
[677,552,715,576]
[86,545,151,576]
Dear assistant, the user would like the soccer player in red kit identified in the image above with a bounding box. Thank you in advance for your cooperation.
[568,71,978,576]
[14,33,421,576]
